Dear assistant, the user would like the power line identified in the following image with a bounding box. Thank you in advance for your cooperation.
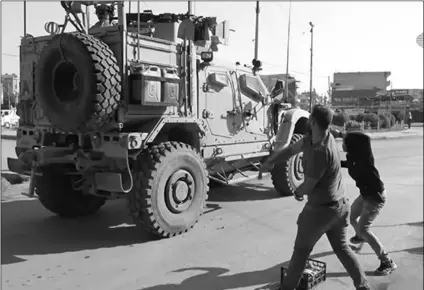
[2,53,19,58]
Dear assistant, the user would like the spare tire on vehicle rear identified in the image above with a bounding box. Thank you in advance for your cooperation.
[35,32,121,132]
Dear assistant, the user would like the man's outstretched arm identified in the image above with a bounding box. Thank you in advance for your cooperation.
[260,137,305,173]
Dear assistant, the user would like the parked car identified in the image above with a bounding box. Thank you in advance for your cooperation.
[1,109,19,128]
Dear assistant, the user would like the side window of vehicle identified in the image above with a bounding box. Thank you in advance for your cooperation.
[239,73,268,102]
[207,72,230,92]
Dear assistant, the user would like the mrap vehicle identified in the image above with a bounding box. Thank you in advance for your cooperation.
[8,1,310,238]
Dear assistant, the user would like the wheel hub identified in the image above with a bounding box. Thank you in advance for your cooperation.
[165,169,195,213]
[53,61,80,103]
[173,180,189,202]
[293,153,304,180]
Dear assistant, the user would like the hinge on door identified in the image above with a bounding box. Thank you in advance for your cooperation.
[202,83,209,92]
[202,109,215,119]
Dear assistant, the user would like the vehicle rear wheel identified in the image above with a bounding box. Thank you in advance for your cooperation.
[35,165,106,217]
[128,141,209,238]
[271,133,305,196]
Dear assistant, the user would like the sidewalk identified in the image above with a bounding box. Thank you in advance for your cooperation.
[364,127,423,140]
[1,127,423,141]
[1,129,18,140]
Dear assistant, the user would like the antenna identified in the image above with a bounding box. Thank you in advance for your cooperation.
[284,1,292,102]
[309,21,314,112]
[23,1,27,37]
[254,1,260,60]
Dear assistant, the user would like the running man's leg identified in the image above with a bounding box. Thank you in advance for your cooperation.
[357,195,397,275]
[357,198,386,257]
[326,198,371,289]
[350,195,365,243]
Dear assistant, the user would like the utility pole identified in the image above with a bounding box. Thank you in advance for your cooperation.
[254,1,260,60]
[284,1,292,103]
[308,22,314,112]
[23,1,27,37]
[327,76,331,106]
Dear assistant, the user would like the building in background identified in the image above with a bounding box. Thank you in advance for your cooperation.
[260,73,298,99]
[331,71,391,110]
[297,90,322,111]
[1,73,19,108]
[0,82,3,105]
[332,71,391,91]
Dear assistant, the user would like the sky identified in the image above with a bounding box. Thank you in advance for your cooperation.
[1,1,423,95]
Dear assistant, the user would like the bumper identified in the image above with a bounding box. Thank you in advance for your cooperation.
[9,128,148,193]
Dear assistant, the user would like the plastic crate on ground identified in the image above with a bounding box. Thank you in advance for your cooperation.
[280,258,326,290]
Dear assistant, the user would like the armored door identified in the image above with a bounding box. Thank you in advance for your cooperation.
[199,66,240,139]
[235,70,270,141]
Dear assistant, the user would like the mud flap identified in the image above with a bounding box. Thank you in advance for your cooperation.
[7,158,31,176]
[22,166,37,198]
[94,150,133,193]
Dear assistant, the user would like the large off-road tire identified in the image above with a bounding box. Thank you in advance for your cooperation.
[35,32,121,132]
[128,142,209,238]
[271,133,305,196]
[35,165,106,217]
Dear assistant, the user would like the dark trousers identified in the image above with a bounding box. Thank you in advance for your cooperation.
[407,119,412,129]
[281,198,371,290]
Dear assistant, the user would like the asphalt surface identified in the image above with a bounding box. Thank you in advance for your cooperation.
[1,137,423,290]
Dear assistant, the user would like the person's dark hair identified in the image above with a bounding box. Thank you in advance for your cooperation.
[310,104,333,130]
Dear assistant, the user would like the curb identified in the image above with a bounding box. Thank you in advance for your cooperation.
[368,134,422,140]
[334,133,422,141]
[1,134,17,141]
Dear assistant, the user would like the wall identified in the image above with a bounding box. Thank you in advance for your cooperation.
[333,71,391,91]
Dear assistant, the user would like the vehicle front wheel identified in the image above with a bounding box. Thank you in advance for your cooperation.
[271,133,305,196]
[128,141,209,238]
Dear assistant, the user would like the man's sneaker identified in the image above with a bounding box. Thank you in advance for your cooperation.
[350,235,365,244]
[374,258,397,276]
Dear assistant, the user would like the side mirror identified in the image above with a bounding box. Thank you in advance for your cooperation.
[215,20,230,46]
[239,74,266,102]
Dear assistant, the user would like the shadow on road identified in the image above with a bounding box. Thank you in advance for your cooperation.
[1,199,159,265]
[138,244,423,290]
[208,182,282,203]
[1,182,278,266]
[1,171,29,184]
[139,265,281,290]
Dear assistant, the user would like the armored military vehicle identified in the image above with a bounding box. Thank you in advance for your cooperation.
[8,1,309,238]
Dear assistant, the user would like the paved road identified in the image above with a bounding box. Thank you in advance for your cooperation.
[1,137,423,290]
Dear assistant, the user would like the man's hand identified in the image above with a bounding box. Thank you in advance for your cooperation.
[330,127,345,139]
[294,190,305,201]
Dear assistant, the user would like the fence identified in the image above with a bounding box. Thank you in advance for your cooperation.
[338,120,405,134]
[333,103,424,123]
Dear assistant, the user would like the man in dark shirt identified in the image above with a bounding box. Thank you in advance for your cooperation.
[341,131,397,275]
[260,105,371,290]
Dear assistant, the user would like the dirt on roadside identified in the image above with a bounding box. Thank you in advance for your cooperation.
[1,174,30,202]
